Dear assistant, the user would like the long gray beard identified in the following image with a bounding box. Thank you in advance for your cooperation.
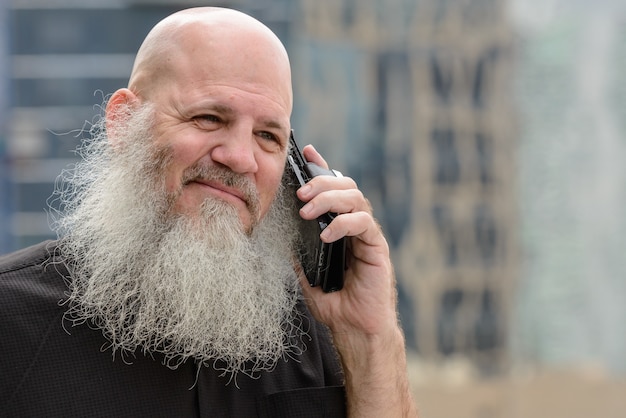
[50,104,305,378]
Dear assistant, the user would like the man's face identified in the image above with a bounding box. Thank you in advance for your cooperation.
[135,25,293,231]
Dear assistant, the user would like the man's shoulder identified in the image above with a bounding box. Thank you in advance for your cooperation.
[0,240,68,311]
[0,240,59,274]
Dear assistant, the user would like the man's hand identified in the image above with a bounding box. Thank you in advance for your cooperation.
[297,145,418,417]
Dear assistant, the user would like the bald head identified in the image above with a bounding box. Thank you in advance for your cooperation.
[128,7,293,112]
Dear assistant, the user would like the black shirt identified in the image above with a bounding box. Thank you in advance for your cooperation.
[0,241,346,417]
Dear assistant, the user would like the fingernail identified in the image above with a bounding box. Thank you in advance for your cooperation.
[299,184,312,197]
[320,226,332,241]
[300,202,312,216]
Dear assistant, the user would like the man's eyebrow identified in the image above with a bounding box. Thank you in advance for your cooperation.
[261,118,287,132]
[202,103,236,115]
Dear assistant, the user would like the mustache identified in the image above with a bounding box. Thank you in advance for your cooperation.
[179,162,261,219]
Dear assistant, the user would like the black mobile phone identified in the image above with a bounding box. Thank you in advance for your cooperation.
[286,131,345,293]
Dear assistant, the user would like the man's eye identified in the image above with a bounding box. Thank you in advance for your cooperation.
[257,131,278,143]
[256,131,285,152]
[194,114,221,123]
[192,115,224,131]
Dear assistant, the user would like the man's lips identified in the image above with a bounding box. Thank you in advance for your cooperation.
[187,179,249,207]
[177,164,262,224]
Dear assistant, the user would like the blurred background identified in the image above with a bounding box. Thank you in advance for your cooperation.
[1,0,625,416]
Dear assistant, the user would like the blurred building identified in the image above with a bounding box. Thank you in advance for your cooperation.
[2,0,517,376]
[0,3,10,252]
[291,0,517,374]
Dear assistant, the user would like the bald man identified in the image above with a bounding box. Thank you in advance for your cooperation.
[0,7,417,417]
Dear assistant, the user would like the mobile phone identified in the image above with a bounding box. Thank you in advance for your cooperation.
[286,131,345,293]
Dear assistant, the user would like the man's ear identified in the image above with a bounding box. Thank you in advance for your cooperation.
[105,88,140,145]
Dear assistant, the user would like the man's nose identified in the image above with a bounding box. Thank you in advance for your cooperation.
[209,129,259,174]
